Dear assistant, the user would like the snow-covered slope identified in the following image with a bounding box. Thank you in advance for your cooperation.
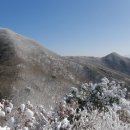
[0,28,87,108]
[0,28,130,109]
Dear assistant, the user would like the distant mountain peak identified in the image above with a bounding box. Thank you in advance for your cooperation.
[104,52,121,58]
[102,52,122,62]
[102,52,130,76]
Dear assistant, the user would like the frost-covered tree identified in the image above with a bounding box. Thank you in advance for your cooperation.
[0,77,130,130]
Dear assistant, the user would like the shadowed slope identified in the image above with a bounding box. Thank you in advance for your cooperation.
[0,29,20,98]
[0,29,86,108]
[102,52,130,75]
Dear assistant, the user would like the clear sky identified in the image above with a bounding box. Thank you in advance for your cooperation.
[0,0,130,57]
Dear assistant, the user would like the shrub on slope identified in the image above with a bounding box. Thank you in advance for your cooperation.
[0,77,130,130]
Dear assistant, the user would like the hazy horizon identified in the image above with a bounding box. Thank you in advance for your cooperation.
[0,0,130,57]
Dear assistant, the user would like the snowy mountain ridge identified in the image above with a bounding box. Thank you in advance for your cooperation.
[0,28,130,108]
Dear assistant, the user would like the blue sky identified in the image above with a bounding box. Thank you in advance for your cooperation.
[0,0,130,56]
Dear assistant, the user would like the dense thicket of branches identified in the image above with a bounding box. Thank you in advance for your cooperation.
[0,77,130,130]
